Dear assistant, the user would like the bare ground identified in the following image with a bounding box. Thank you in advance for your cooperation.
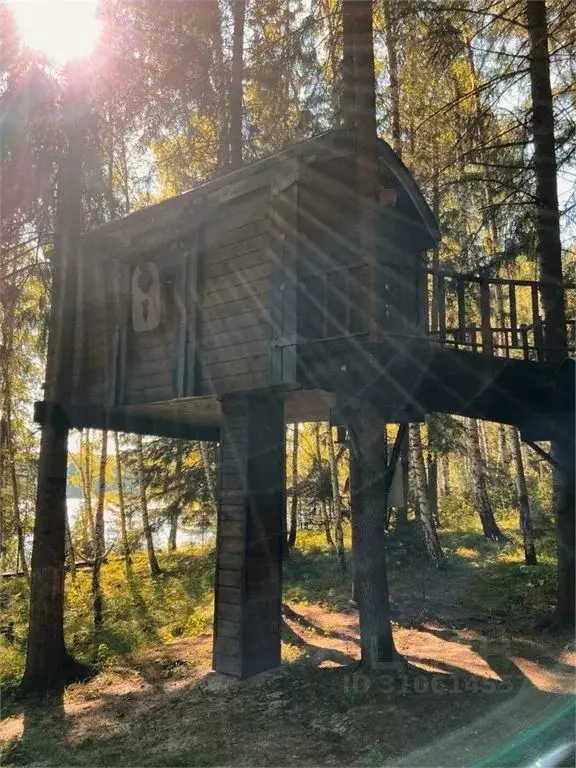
[1,601,574,767]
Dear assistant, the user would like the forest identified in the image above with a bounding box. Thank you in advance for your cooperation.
[0,0,575,765]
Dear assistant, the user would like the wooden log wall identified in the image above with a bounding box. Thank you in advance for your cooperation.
[198,187,272,395]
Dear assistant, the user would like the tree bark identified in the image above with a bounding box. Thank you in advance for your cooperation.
[22,74,89,692]
[199,442,217,507]
[287,423,299,549]
[509,427,537,565]
[382,0,402,157]
[2,368,28,580]
[409,424,444,566]
[349,405,398,668]
[526,0,573,626]
[64,510,76,577]
[113,432,131,571]
[92,433,107,630]
[326,424,346,570]
[82,429,95,551]
[467,419,506,541]
[439,453,450,497]
[230,0,246,169]
[136,435,161,578]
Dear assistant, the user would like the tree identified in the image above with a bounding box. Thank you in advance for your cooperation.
[466,419,506,542]
[136,435,162,578]
[22,70,92,692]
[113,432,132,572]
[91,432,107,630]
[230,0,246,169]
[326,424,345,569]
[409,424,444,566]
[526,0,574,625]
[287,423,299,550]
[509,426,537,565]
[349,405,398,668]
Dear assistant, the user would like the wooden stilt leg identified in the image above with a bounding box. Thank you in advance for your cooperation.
[213,392,285,677]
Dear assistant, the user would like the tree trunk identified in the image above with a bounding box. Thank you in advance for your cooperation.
[497,424,511,470]
[426,418,439,527]
[382,0,402,156]
[136,435,161,578]
[82,429,95,550]
[168,455,182,552]
[287,423,299,549]
[467,419,506,541]
[395,430,410,529]
[200,442,217,507]
[214,0,230,169]
[509,427,537,565]
[526,0,573,626]
[8,424,28,580]
[230,0,246,169]
[167,509,178,552]
[65,510,76,577]
[321,499,334,548]
[92,433,107,630]
[113,432,131,571]
[409,424,444,566]
[552,437,575,625]
[439,453,450,497]
[2,373,28,580]
[326,424,346,570]
[349,405,398,668]
[22,78,89,692]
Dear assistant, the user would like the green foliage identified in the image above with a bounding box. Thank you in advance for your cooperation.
[0,547,215,689]
[469,562,557,629]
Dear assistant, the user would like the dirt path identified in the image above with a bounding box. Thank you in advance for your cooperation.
[1,604,574,767]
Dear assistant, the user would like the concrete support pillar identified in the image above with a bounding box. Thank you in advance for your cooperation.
[213,391,285,678]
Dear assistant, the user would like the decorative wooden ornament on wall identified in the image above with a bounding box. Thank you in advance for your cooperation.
[131,262,161,332]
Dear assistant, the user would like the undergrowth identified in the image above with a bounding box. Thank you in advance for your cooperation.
[0,495,560,690]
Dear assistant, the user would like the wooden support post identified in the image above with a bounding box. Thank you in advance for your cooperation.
[213,392,285,678]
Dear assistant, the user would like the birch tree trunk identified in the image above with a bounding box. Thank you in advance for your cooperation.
[287,423,299,549]
[114,432,131,570]
[467,419,506,541]
[314,424,334,548]
[409,424,444,566]
[327,424,346,570]
[136,435,161,578]
[509,427,537,565]
[92,433,107,630]
[82,429,96,549]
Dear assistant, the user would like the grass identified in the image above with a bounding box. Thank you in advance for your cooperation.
[0,493,562,691]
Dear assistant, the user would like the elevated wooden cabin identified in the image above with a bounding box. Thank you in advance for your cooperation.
[61,129,437,435]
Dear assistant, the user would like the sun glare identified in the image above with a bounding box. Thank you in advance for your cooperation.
[9,0,102,66]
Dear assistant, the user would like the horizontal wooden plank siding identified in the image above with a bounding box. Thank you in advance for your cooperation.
[199,189,272,395]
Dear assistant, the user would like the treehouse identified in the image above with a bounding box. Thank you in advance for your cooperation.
[37,129,574,679]
[57,129,438,435]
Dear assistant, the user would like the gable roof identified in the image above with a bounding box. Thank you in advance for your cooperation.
[82,129,439,256]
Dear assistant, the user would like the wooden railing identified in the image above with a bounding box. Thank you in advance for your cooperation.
[298,261,576,360]
[426,269,576,360]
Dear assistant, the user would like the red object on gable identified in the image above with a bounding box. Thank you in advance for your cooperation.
[378,187,397,207]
